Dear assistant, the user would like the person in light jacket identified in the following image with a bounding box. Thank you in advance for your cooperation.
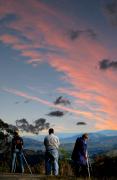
[44,128,60,175]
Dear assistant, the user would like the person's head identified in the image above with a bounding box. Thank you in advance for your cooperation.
[82,133,88,140]
[48,128,54,134]
[14,130,19,136]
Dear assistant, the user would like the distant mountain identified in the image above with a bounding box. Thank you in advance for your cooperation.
[23,130,117,143]
[96,130,117,136]
[60,130,117,144]
[23,137,44,151]
[23,130,117,157]
[23,132,78,142]
[60,132,104,144]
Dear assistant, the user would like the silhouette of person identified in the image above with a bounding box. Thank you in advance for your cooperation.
[11,130,24,173]
[44,128,60,175]
[71,133,89,177]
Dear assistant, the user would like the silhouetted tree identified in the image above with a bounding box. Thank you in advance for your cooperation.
[16,118,50,134]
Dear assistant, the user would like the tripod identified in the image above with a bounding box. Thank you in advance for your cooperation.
[11,150,32,174]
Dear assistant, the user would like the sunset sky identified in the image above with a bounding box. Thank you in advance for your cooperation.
[0,0,117,134]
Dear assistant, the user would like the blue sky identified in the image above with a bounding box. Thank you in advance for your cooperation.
[0,0,117,134]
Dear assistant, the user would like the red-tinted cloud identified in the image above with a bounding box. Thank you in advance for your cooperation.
[0,0,117,130]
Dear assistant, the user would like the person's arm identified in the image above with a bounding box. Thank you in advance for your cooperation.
[57,137,60,146]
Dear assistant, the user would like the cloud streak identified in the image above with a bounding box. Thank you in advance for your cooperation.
[104,0,117,26]
[47,111,65,117]
[54,96,71,106]
[76,122,87,126]
[99,59,117,70]
[0,0,117,131]
[2,87,103,121]
[69,29,97,40]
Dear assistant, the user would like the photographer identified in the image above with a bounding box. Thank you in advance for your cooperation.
[11,130,24,173]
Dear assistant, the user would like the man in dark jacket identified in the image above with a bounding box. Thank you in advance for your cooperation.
[71,133,88,177]
[11,130,24,173]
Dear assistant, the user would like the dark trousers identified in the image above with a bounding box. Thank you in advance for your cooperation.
[72,161,88,177]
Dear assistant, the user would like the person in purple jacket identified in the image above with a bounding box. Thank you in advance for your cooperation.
[71,133,89,177]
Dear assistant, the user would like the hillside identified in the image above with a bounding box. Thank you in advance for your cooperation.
[0,131,117,178]
[23,137,45,151]
[23,130,117,157]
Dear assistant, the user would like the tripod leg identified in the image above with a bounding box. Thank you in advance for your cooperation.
[11,153,16,173]
[22,153,32,174]
[14,156,17,173]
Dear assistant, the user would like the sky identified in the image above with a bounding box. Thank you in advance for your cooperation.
[0,0,117,134]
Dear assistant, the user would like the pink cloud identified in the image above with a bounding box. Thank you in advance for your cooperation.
[47,37,117,130]
[0,0,71,66]
[0,34,19,44]
[0,0,117,130]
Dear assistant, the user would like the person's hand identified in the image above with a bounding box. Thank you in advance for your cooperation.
[84,155,87,160]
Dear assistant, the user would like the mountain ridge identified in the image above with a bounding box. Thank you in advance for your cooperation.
[23,130,117,156]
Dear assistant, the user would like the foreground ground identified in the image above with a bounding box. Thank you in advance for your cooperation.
[0,174,117,180]
[0,173,85,180]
